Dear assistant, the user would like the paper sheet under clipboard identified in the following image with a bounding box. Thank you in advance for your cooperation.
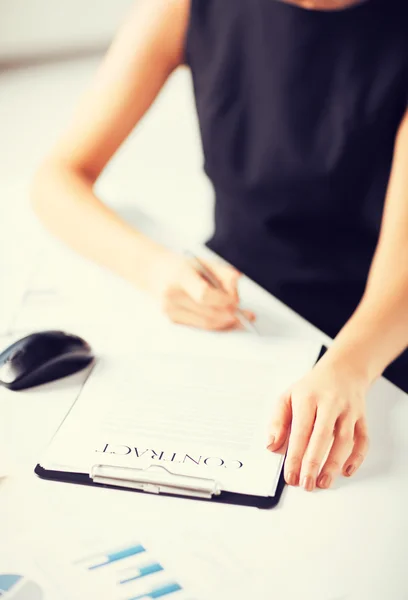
[39,337,322,499]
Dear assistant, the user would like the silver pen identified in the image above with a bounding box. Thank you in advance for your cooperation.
[186,252,259,334]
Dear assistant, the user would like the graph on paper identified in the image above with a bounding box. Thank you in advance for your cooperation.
[73,541,195,600]
[0,574,43,600]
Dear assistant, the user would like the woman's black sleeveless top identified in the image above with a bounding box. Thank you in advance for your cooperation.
[185,0,408,390]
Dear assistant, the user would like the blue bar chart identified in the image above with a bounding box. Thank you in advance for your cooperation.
[129,582,182,599]
[75,543,146,570]
[120,562,164,584]
[72,541,196,600]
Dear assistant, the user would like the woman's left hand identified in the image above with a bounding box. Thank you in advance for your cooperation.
[267,356,371,491]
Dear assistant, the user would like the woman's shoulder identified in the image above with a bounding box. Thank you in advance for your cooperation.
[129,0,191,69]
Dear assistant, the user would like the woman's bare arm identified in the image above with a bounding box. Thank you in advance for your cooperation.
[32,0,190,292]
[325,108,408,383]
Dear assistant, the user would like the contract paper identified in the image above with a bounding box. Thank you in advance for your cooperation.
[39,338,321,498]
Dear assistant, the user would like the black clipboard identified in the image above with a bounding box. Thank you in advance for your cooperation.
[34,463,287,509]
[35,346,327,510]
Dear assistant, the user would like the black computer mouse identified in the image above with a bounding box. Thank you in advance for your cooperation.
[0,330,94,391]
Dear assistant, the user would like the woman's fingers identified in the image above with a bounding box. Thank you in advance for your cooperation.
[161,259,256,330]
[207,261,241,302]
[283,403,367,491]
[298,408,337,491]
[283,399,316,487]
[267,391,292,451]
[268,356,370,492]
[164,288,253,330]
[316,416,355,489]
[167,303,237,331]
[168,288,233,319]
[342,418,370,478]
[179,262,238,308]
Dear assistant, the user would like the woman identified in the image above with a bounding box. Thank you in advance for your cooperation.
[32,0,408,492]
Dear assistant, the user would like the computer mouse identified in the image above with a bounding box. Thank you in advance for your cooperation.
[0,330,94,391]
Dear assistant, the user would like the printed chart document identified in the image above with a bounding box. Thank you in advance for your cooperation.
[1,534,197,600]
[38,337,322,498]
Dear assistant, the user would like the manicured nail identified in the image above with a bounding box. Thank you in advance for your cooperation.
[318,474,331,489]
[287,472,298,486]
[345,465,355,477]
[302,476,314,492]
[267,435,275,448]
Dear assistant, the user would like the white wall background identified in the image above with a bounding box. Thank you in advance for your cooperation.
[0,0,134,60]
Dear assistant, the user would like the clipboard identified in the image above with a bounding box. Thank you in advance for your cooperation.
[35,346,327,510]
[35,462,287,509]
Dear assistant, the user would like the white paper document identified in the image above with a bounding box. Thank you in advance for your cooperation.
[1,534,197,600]
[0,437,13,481]
[39,338,321,498]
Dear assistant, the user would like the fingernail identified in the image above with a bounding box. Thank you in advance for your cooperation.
[345,465,355,477]
[287,472,298,486]
[318,474,331,489]
[267,435,275,448]
[302,476,314,492]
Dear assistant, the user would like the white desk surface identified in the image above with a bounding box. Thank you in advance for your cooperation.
[1,208,408,600]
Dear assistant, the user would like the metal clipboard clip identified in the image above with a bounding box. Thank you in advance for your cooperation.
[90,464,222,499]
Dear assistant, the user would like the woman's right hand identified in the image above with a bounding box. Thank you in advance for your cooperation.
[150,251,256,331]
